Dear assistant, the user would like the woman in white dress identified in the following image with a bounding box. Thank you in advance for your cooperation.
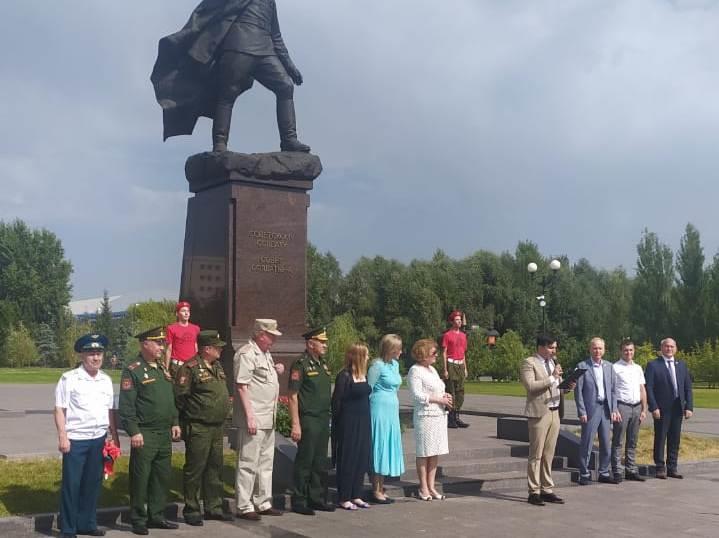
[407,338,453,501]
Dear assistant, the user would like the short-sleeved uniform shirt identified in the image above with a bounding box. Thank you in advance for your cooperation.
[55,366,114,440]
[166,322,200,362]
[233,339,279,429]
[288,352,331,418]
[442,329,467,360]
[118,356,178,437]
[175,356,230,425]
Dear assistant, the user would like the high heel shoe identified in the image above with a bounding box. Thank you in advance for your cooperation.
[430,492,446,500]
[417,492,433,501]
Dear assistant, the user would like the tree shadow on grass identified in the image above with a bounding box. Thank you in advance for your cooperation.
[0,481,60,516]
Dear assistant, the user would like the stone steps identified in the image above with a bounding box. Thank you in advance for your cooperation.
[322,437,573,499]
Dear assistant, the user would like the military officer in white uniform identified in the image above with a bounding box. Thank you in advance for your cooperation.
[54,334,119,538]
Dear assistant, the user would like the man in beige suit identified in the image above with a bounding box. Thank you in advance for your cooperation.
[520,334,572,506]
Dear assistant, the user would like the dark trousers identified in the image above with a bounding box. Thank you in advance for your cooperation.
[291,415,329,508]
[653,399,684,472]
[182,422,225,518]
[129,429,172,528]
[59,435,105,534]
[214,52,293,138]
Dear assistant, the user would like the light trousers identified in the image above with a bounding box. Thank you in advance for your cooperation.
[527,409,559,495]
[235,427,275,514]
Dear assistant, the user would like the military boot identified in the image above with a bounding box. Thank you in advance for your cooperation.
[455,412,470,428]
[277,99,310,152]
[212,106,231,152]
[447,411,458,429]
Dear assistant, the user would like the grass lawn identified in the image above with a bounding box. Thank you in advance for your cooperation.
[0,368,122,384]
[463,381,719,408]
[0,452,236,518]
[569,428,719,465]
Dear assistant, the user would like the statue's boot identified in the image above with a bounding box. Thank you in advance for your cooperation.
[277,99,310,152]
[212,106,231,152]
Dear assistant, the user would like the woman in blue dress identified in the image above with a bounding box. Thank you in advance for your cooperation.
[368,334,405,503]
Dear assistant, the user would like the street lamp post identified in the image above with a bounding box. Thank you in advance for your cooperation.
[527,259,561,333]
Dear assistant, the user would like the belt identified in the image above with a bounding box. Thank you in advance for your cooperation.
[618,401,641,407]
[447,358,465,364]
[548,406,559,411]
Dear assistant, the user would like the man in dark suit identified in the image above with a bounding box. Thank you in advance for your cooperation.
[645,338,693,479]
[575,337,619,485]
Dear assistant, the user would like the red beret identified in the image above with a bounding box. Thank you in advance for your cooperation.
[176,301,191,312]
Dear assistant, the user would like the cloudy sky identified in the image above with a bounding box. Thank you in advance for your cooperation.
[2,0,718,307]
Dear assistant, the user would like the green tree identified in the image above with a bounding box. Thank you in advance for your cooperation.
[0,220,72,329]
[120,301,176,361]
[632,229,674,345]
[4,323,38,367]
[307,244,342,327]
[35,322,59,367]
[326,313,362,374]
[94,290,114,348]
[487,329,528,381]
[674,223,705,348]
[632,342,656,370]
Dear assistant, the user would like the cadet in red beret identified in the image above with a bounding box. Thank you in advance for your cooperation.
[441,310,469,429]
[165,301,201,376]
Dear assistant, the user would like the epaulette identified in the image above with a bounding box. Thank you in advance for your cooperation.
[185,359,199,368]
[237,343,253,355]
[127,361,142,370]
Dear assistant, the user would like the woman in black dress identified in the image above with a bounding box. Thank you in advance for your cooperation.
[331,343,372,511]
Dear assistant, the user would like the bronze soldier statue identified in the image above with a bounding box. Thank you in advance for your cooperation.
[151,0,310,153]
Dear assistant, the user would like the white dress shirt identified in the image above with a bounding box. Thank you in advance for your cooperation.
[662,355,679,397]
[613,359,645,404]
[592,360,605,401]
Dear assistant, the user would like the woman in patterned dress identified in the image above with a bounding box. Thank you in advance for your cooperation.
[368,334,405,503]
[407,339,453,501]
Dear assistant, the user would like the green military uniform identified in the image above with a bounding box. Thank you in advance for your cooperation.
[175,351,230,522]
[289,349,332,509]
[118,329,178,531]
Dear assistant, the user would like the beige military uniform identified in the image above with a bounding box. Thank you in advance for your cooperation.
[233,339,279,514]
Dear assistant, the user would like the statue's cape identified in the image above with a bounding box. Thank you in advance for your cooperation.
[150,0,253,140]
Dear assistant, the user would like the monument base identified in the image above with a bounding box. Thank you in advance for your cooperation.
[180,150,322,388]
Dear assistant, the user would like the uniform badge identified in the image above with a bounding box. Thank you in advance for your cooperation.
[121,378,133,391]
[291,370,301,381]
